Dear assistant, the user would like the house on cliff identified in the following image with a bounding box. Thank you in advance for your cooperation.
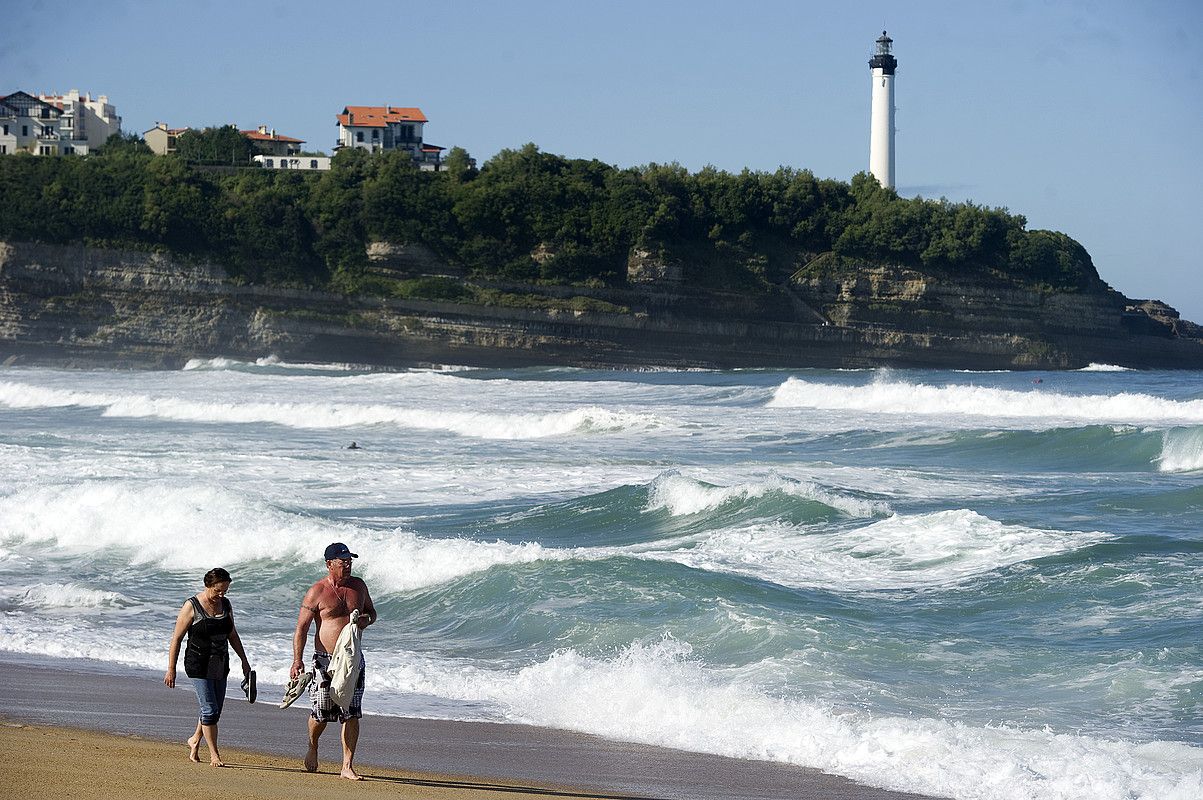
[143,122,190,155]
[1,89,120,155]
[240,125,304,156]
[335,105,445,169]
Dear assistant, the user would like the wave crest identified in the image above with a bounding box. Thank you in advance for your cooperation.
[768,377,1203,424]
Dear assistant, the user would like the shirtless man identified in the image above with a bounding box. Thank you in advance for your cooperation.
[291,542,377,780]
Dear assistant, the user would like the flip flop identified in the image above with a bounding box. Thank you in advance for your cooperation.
[241,670,257,704]
[279,670,312,709]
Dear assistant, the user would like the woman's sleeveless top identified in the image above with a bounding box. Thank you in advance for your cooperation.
[183,595,233,680]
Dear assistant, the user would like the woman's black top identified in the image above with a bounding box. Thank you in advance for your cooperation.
[183,595,233,680]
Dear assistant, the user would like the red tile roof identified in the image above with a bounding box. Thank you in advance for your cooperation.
[337,105,428,128]
[241,129,305,143]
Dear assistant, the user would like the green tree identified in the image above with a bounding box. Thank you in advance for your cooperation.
[174,125,256,164]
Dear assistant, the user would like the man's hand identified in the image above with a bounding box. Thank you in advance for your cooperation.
[290,659,305,680]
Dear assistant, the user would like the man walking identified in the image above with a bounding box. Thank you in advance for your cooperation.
[291,542,377,779]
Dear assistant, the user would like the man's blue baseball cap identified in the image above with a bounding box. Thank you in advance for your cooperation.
[324,542,358,560]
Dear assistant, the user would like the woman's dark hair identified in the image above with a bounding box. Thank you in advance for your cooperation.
[203,567,232,587]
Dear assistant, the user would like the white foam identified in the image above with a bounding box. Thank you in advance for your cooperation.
[768,377,1203,425]
[1158,427,1203,473]
[0,481,575,591]
[182,355,364,371]
[635,510,1108,591]
[645,471,889,519]
[367,638,1203,800]
[0,380,659,439]
[1079,363,1133,372]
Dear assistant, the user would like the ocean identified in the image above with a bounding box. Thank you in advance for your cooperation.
[1,361,1200,799]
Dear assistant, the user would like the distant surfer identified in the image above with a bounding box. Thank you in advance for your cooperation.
[288,543,377,780]
[164,567,253,767]
[346,441,360,450]
[1032,378,1043,384]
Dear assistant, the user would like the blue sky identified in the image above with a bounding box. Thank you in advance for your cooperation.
[5,0,1201,322]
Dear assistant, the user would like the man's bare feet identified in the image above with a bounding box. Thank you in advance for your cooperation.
[304,746,319,773]
[187,735,201,763]
[340,766,363,781]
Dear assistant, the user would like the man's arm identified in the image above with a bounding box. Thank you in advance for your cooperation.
[357,580,377,629]
[290,585,320,679]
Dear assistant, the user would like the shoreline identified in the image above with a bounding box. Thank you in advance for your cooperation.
[0,653,939,800]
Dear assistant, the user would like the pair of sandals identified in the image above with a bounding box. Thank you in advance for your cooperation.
[279,669,313,709]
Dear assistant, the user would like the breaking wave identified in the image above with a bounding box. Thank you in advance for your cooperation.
[768,377,1203,424]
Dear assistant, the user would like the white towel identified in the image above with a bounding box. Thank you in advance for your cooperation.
[328,609,363,714]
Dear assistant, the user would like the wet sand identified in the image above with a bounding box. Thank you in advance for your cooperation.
[0,655,940,800]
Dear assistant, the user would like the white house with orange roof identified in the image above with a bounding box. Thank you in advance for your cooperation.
[335,105,444,169]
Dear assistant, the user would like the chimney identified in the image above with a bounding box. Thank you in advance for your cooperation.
[271,128,276,138]
[258,124,268,135]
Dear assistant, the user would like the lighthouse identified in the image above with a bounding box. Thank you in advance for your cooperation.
[868,30,897,189]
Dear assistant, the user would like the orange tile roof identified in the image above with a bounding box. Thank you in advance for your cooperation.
[337,105,428,127]
[241,129,305,143]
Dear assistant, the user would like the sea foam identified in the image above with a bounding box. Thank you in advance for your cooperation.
[0,380,658,439]
[367,637,1203,800]
[768,377,1203,425]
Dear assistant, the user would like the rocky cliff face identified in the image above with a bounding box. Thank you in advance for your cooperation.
[2,240,1201,370]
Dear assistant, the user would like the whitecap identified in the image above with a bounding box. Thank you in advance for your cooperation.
[767,376,1203,425]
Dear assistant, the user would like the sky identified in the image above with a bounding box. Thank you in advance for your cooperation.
[4,0,1201,322]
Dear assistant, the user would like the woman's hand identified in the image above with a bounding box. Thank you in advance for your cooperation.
[164,668,176,688]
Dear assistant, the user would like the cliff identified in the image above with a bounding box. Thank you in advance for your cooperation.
[2,240,1202,370]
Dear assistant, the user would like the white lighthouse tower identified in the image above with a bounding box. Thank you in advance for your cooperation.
[868,30,897,189]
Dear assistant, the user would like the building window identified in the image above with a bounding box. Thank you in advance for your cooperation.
[356,131,363,142]
[265,158,274,168]
[62,117,72,129]
[2,124,7,135]
[0,145,7,154]
[310,159,318,169]
[372,129,379,139]
[22,125,28,137]
[64,145,74,155]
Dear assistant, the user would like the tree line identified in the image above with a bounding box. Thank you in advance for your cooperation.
[0,134,1099,295]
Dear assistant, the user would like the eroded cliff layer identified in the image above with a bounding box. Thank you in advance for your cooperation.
[2,241,1201,370]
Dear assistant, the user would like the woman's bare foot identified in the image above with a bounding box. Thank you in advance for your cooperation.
[304,746,319,773]
[209,755,225,767]
[340,766,363,781]
[186,736,201,763]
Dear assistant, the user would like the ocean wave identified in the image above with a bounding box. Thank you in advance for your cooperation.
[0,380,658,439]
[768,376,1203,424]
[370,637,1203,800]
[635,509,1109,591]
[182,355,367,371]
[0,582,128,611]
[1158,427,1203,473]
[644,471,889,519]
[1079,363,1134,372]
[0,481,571,591]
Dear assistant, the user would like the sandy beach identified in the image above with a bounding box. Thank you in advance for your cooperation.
[0,655,938,800]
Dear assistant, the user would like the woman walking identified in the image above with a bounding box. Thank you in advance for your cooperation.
[164,567,252,766]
